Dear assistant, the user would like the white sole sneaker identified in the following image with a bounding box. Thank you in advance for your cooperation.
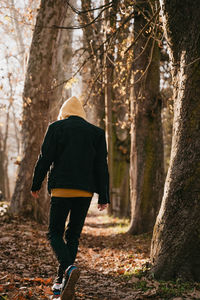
[61,268,80,300]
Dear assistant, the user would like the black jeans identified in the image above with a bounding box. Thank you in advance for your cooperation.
[47,196,91,275]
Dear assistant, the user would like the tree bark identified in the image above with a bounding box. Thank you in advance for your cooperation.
[0,88,12,201]
[151,0,200,281]
[49,1,74,121]
[80,0,105,127]
[10,0,70,223]
[104,0,119,215]
[111,8,130,218]
[0,128,6,200]
[128,1,164,234]
[3,104,11,202]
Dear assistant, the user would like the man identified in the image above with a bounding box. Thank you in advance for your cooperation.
[31,96,109,300]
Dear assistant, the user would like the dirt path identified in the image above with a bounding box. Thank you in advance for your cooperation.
[0,202,199,299]
[75,204,150,300]
[0,202,150,299]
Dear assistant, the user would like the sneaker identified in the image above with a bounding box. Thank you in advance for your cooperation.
[52,282,62,298]
[61,265,80,300]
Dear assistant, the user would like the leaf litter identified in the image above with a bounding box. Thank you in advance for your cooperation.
[0,203,200,299]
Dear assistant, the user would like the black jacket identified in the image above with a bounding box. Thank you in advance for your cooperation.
[31,116,110,204]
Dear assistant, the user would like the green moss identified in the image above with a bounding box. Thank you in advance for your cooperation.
[120,275,198,299]
[132,280,149,291]
[156,281,196,298]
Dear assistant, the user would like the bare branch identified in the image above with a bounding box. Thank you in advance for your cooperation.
[50,10,135,92]
[8,5,113,31]
[66,0,113,14]
[53,3,113,30]
[124,6,160,54]
[83,70,103,107]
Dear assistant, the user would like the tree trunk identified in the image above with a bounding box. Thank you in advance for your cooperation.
[10,0,70,223]
[112,131,130,217]
[128,2,164,234]
[111,8,131,218]
[80,0,105,127]
[104,0,119,215]
[0,128,6,200]
[49,1,74,121]
[150,0,200,281]
[1,96,12,201]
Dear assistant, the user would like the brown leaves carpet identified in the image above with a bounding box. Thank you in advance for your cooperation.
[0,203,199,299]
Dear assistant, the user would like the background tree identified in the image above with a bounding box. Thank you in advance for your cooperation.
[151,0,200,281]
[79,0,131,217]
[103,0,117,215]
[0,93,11,201]
[48,0,75,120]
[0,0,40,197]
[80,0,105,127]
[0,126,8,200]
[1,0,174,229]
[10,0,72,223]
[128,1,164,234]
[107,1,131,217]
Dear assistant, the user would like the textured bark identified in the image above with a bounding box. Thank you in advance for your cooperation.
[3,122,10,202]
[81,0,105,127]
[10,0,69,223]
[0,128,6,199]
[104,0,118,215]
[128,1,164,234]
[0,100,11,201]
[49,1,73,120]
[151,0,200,281]
[81,1,129,217]
[111,9,130,218]
[112,132,130,218]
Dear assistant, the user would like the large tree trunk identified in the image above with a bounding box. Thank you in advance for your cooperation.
[10,0,70,223]
[150,0,200,281]
[128,2,164,234]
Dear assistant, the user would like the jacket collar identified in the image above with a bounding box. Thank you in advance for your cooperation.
[67,115,85,121]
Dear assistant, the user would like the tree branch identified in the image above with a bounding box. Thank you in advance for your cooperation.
[124,6,160,54]
[50,10,135,92]
[66,0,113,14]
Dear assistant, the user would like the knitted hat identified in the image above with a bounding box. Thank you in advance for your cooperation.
[58,96,86,120]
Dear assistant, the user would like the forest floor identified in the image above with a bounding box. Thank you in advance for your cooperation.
[0,201,200,300]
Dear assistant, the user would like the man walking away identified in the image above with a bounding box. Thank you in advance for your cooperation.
[31,96,110,300]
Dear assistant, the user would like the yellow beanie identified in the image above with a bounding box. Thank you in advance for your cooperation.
[58,96,86,120]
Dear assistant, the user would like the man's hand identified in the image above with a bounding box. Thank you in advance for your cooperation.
[98,204,108,211]
[31,190,40,198]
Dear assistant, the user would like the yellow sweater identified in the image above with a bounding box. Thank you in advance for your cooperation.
[51,188,93,198]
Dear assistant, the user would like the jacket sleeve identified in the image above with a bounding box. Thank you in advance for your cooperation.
[94,130,110,204]
[31,124,56,191]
